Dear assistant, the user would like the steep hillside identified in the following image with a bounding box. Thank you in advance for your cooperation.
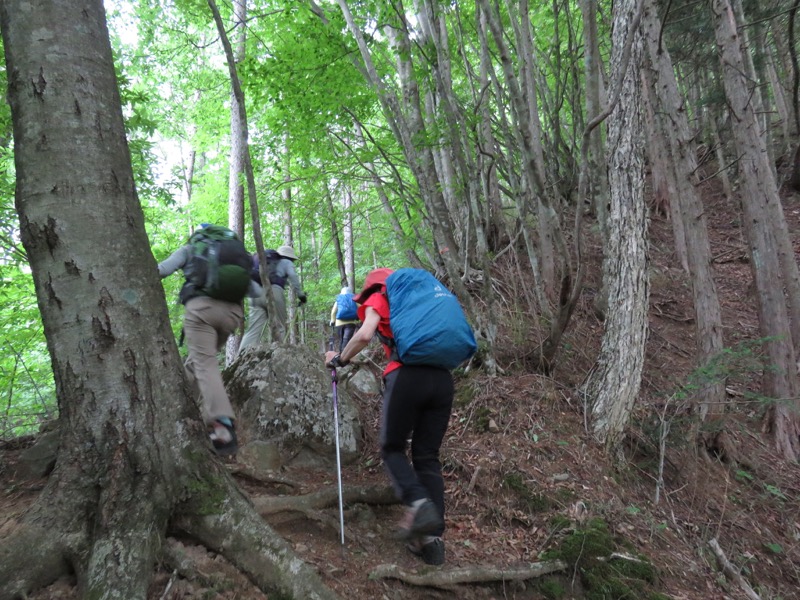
[2,180,799,600]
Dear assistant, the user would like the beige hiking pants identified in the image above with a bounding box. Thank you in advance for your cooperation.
[183,295,243,424]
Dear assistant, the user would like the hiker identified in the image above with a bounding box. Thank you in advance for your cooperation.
[158,224,261,456]
[324,268,453,566]
[329,286,359,352]
[239,245,307,350]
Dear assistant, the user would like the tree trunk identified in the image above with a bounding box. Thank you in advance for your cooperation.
[0,2,338,598]
[324,185,348,286]
[585,0,648,456]
[207,0,282,345]
[710,0,800,460]
[580,0,610,237]
[479,0,564,307]
[473,5,508,253]
[282,148,298,344]
[343,186,355,290]
[764,38,792,158]
[226,0,247,364]
[641,0,727,433]
[641,70,688,272]
[580,0,613,318]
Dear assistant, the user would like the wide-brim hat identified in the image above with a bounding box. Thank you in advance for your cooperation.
[353,268,394,304]
[277,245,298,260]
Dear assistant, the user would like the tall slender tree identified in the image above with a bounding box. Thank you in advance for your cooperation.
[585,0,648,456]
[710,0,800,460]
[226,0,247,363]
[642,0,727,450]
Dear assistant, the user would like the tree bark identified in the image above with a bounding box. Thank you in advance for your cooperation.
[207,0,282,344]
[585,0,648,455]
[641,0,727,432]
[580,0,610,237]
[710,0,800,460]
[226,0,247,364]
[0,2,339,598]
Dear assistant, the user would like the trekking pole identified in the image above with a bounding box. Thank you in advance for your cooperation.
[329,342,346,545]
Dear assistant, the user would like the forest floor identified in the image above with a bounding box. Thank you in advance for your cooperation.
[2,177,800,599]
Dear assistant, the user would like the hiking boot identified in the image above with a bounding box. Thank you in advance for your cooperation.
[407,536,445,566]
[396,499,443,540]
[209,420,238,456]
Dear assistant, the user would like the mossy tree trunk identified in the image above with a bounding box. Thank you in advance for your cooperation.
[0,2,338,598]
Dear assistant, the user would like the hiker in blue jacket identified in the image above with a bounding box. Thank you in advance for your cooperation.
[329,286,360,352]
[324,268,452,566]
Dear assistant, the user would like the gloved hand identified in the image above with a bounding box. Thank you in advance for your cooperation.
[298,292,307,305]
[329,321,335,327]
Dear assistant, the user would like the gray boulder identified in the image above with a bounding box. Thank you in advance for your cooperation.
[225,344,362,468]
[342,366,381,396]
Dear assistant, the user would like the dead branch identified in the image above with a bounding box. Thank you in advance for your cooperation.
[369,560,568,589]
[158,569,177,600]
[467,466,482,493]
[708,538,761,600]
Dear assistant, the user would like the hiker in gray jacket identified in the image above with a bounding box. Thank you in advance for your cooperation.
[239,244,307,349]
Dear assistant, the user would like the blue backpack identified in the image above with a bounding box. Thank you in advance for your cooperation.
[384,268,477,370]
[336,292,358,320]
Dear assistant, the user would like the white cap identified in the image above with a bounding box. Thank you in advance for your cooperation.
[277,245,298,260]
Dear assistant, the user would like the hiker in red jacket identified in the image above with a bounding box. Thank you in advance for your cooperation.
[324,268,452,565]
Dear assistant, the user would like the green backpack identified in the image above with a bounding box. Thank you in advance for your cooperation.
[182,225,252,303]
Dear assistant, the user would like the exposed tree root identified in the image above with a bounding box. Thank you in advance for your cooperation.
[252,483,397,515]
[0,518,79,599]
[1,447,346,600]
[228,463,301,489]
[369,560,568,589]
[0,481,166,600]
[173,473,341,600]
[162,538,226,589]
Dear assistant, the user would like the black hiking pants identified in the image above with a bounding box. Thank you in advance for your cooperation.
[380,365,453,537]
[336,323,357,352]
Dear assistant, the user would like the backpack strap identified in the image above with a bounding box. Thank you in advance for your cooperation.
[375,330,400,363]
[375,293,400,362]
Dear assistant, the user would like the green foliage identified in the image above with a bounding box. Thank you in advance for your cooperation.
[639,338,779,459]
[0,267,56,436]
[763,484,787,501]
[453,379,476,409]
[548,515,571,532]
[472,406,492,432]
[763,542,783,554]
[537,577,566,599]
